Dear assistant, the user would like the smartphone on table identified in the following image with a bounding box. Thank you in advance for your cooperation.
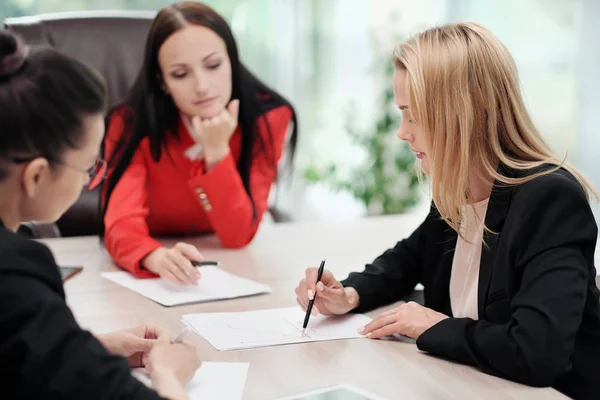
[58,265,83,281]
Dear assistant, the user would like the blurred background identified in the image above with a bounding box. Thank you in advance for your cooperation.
[2,0,599,223]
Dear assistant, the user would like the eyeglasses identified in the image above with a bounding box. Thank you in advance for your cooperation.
[12,156,107,191]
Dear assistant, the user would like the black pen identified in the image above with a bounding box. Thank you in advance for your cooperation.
[302,259,326,336]
[191,260,220,267]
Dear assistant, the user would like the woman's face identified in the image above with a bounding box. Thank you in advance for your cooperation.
[393,68,430,174]
[20,113,105,224]
[158,25,233,120]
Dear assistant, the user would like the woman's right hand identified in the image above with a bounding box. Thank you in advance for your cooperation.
[142,243,203,285]
[147,339,201,385]
[295,268,360,316]
[146,339,201,400]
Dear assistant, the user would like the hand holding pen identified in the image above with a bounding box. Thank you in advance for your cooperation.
[170,326,192,344]
[301,260,326,335]
[295,261,361,325]
[146,326,201,389]
[142,243,206,285]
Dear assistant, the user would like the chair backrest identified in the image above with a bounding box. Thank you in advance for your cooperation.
[4,11,155,236]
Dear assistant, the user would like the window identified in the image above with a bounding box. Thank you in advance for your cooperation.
[3,0,594,219]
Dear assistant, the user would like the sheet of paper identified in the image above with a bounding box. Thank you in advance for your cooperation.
[101,266,272,306]
[182,307,371,351]
[132,362,249,400]
[275,383,390,400]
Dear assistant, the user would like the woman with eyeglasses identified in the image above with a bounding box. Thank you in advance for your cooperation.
[0,31,200,399]
[102,1,297,285]
[11,156,107,191]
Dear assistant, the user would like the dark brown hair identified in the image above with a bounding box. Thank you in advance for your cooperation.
[0,30,106,180]
[103,1,298,222]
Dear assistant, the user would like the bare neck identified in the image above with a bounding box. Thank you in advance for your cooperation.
[468,170,493,203]
[0,182,23,232]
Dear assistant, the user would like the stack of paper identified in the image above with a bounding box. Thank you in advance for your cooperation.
[182,307,372,351]
[101,266,271,306]
[132,362,249,399]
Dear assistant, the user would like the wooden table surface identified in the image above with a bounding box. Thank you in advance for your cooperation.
[41,213,575,400]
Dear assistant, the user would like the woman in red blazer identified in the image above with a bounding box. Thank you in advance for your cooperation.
[102,2,297,285]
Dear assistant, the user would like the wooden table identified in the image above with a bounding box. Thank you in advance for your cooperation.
[42,213,574,400]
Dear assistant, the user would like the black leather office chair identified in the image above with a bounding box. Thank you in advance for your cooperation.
[5,10,291,238]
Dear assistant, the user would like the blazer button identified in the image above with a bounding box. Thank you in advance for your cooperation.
[204,203,213,211]
[199,193,207,200]
[195,187,204,195]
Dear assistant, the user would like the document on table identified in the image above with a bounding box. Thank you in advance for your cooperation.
[182,306,371,351]
[275,384,390,400]
[132,362,249,400]
[101,266,272,306]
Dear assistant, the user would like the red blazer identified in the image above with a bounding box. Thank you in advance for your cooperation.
[103,106,292,277]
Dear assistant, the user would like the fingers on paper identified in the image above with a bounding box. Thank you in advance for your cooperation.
[173,243,202,278]
[167,249,198,285]
[362,313,400,339]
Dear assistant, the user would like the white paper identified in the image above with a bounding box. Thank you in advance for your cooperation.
[182,307,371,351]
[132,362,249,400]
[275,383,390,400]
[101,266,272,307]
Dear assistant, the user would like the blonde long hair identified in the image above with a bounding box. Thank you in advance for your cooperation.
[393,22,598,234]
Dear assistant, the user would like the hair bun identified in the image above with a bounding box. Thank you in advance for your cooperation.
[0,30,26,78]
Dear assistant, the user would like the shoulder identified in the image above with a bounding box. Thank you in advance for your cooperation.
[262,104,293,123]
[501,167,598,272]
[0,229,62,293]
[105,105,135,143]
[511,167,589,207]
[0,229,56,268]
[256,105,293,137]
[507,167,597,238]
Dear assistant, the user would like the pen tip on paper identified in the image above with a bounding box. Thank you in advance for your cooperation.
[301,328,306,337]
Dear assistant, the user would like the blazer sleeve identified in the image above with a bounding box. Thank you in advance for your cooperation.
[103,112,162,278]
[0,246,165,399]
[185,105,293,248]
[416,175,598,387]
[340,207,432,313]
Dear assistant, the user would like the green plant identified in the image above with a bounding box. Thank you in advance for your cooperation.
[303,43,421,216]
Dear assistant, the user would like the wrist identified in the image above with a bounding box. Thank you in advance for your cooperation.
[141,248,163,273]
[148,364,174,381]
[344,287,360,311]
[94,332,108,349]
[203,147,229,169]
[95,332,118,355]
[150,367,187,400]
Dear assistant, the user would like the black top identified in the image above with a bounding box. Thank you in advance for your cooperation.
[0,220,165,399]
[342,166,600,400]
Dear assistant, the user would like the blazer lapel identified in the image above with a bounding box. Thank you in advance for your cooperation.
[477,182,512,318]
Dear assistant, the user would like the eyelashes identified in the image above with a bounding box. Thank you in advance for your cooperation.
[170,63,221,79]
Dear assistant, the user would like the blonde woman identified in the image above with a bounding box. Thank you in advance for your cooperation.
[295,23,600,399]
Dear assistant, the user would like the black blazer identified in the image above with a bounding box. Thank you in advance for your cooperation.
[342,166,600,400]
[0,221,164,399]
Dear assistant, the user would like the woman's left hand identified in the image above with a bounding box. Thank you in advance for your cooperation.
[96,324,166,368]
[359,301,449,340]
[192,99,240,169]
